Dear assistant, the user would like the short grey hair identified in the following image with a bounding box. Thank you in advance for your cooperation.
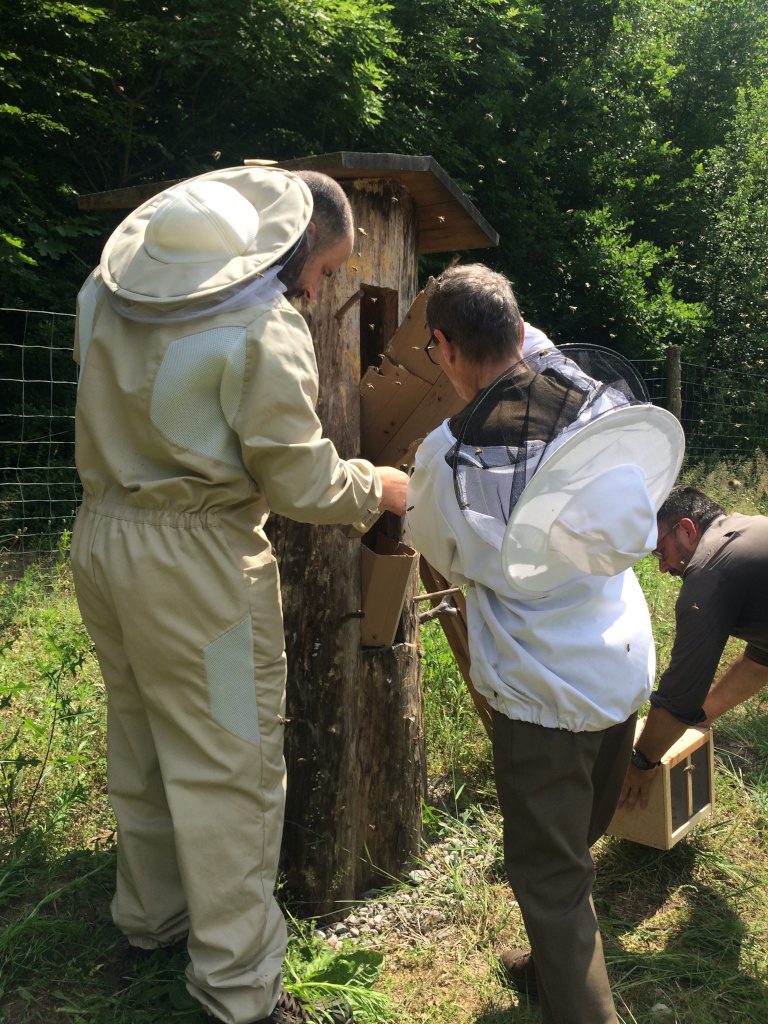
[295,170,353,251]
[426,264,522,365]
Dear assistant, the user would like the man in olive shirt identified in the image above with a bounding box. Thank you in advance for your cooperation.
[620,486,768,810]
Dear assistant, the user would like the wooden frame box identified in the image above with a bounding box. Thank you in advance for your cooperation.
[606,722,715,850]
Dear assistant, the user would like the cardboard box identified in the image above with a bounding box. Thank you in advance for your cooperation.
[360,358,431,462]
[606,722,714,850]
[358,283,466,467]
[360,536,417,647]
[384,286,442,385]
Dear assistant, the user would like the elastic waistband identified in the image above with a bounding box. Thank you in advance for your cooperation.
[81,494,221,529]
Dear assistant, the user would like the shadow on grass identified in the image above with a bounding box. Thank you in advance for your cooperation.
[594,836,768,1023]
[0,839,203,1024]
[472,1003,540,1024]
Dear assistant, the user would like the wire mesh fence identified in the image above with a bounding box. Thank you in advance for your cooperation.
[2,312,768,555]
[0,308,79,558]
[632,356,768,464]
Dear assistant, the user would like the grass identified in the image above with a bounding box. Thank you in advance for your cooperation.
[4,457,768,1022]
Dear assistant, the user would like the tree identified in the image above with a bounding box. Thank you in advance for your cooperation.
[0,0,399,309]
[0,1,108,307]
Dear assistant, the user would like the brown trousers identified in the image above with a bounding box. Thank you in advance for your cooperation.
[492,710,636,1024]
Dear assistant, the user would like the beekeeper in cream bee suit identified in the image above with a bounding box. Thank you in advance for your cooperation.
[70,166,407,1024]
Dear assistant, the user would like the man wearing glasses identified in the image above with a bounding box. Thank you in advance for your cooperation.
[620,485,768,811]
[425,319,560,368]
[409,264,685,1024]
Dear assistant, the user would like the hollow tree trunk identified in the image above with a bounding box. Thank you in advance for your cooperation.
[268,179,425,916]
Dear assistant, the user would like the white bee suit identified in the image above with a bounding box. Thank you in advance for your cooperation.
[71,170,381,1024]
[407,419,656,732]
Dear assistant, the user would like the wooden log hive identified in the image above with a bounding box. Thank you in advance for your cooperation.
[77,152,499,918]
[268,178,425,915]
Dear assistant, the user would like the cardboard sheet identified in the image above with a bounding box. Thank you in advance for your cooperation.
[361,358,431,463]
[360,535,417,647]
[359,283,465,466]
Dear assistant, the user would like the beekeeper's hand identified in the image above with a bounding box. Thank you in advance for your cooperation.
[377,466,409,516]
[618,762,659,812]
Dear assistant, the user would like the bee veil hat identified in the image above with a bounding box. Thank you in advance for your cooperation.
[447,343,685,593]
[100,165,313,315]
[500,404,685,592]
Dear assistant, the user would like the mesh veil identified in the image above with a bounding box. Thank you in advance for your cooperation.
[447,344,649,547]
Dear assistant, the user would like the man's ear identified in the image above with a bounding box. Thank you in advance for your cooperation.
[306,221,317,247]
[677,517,699,547]
[433,328,457,366]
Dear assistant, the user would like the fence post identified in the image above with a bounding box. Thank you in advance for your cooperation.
[666,346,682,422]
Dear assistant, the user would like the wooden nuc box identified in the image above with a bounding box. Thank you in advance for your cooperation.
[606,723,715,850]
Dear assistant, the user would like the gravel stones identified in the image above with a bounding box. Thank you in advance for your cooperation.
[309,809,498,952]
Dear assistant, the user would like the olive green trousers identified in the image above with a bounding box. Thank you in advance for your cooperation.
[493,710,636,1024]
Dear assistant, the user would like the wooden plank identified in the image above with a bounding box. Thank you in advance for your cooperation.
[75,151,500,255]
[274,152,499,254]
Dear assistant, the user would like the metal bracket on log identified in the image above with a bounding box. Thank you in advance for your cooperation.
[413,587,462,625]
[335,288,365,321]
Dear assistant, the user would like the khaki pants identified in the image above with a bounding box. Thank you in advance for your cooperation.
[492,710,636,1024]
[72,498,288,1024]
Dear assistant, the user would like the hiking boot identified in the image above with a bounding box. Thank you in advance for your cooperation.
[207,988,354,1024]
[499,947,538,999]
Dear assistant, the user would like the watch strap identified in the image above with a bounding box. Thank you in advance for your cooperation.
[631,748,662,771]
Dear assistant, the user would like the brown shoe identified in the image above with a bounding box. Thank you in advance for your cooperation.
[208,988,354,1024]
[499,947,538,999]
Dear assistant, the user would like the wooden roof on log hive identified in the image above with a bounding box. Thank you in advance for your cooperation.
[76,152,498,255]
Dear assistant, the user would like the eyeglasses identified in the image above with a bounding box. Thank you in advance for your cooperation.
[652,521,681,560]
[425,330,450,366]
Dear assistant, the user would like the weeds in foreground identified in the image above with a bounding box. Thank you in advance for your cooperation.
[420,616,493,802]
[0,535,106,850]
[0,632,93,836]
[4,459,768,1021]
[283,923,391,1019]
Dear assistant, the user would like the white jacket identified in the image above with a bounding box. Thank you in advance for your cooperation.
[407,417,655,733]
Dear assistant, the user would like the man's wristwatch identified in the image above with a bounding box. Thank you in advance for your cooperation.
[631,748,662,771]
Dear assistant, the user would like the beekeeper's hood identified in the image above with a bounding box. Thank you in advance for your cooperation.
[98,165,313,322]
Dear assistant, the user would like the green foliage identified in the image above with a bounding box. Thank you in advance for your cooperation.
[0,630,91,836]
[4,0,768,368]
[283,926,392,1020]
[0,0,400,309]
[0,2,108,307]
[2,485,768,1020]
[680,81,768,365]
[0,541,105,851]
[567,206,708,356]
[420,615,493,796]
